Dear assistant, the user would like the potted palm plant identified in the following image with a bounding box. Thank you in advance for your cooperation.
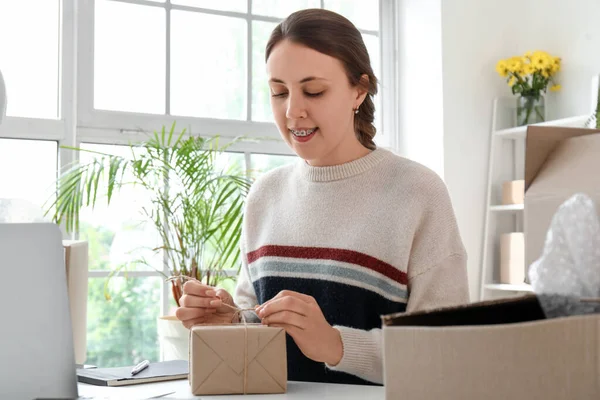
[46,123,251,360]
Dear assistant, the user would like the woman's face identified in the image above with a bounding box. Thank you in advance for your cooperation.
[266,40,367,166]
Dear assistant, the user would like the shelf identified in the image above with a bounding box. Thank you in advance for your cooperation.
[490,204,524,212]
[494,115,589,139]
[484,283,533,292]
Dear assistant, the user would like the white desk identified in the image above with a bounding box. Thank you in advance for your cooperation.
[78,380,385,399]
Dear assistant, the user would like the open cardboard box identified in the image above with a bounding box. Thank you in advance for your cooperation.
[524,125,600,268]
[382,295,599,399]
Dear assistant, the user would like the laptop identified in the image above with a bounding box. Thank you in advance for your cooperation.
[0,223,84,400]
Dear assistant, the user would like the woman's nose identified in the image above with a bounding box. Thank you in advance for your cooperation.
[286,93,307,119]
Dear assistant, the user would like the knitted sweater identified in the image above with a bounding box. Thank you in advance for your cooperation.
[233,147,469,385]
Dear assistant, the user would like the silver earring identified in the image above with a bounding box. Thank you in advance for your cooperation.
[354,107,359,114]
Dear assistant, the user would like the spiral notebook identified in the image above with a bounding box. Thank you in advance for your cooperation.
[76,360,188,387]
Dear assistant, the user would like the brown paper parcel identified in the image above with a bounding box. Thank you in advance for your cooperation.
[190,324,287,395]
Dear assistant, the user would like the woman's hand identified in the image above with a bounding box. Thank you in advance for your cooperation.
[255,290,343,366]
[175,280,237,329]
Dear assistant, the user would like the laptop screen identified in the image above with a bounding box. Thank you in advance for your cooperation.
[0,223,79,400]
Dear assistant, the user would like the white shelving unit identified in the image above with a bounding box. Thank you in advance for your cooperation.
[479,97,588,301]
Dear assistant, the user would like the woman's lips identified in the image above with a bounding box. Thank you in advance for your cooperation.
[290,127,318,143]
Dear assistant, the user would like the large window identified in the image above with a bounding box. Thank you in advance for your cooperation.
[0,0,393,367]
[81,0,385,142]
[89,1,380,122]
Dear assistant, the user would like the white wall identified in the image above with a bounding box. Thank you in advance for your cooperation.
[396,0,444,177]
[440,0,600,301]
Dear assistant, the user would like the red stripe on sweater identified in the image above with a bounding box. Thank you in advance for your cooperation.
[247,245,408,285]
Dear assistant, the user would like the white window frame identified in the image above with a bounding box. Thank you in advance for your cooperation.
[0,0,398,318]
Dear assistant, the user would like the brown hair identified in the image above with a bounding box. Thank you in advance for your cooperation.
[265,9,378,150]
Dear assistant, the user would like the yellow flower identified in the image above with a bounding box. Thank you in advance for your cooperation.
[550,84,561,92]
[497,51,560,85]
[550,57,561,73]
[507,56,523,73]
[496,60,509,77]
[523,64,535,76]
[531,51,550,69]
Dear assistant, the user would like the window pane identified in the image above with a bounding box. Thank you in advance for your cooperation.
[86,276,160,367]
[0,139,57,221]
[252,21,278,122]
[94,1,166,114]
[170,12,246,119]
[78,144,162,272]
[217,151,246,174]
[250,153,297,178]
[172,0,247,12]
[0,0,60,119]
[324,0,379,31]
[252,0,320,18]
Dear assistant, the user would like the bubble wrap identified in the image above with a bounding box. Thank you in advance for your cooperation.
[528,193,600,318]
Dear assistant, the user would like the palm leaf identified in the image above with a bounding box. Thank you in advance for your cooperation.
[46,124,253,302]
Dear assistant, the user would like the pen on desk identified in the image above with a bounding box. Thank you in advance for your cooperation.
[131,359,150,376]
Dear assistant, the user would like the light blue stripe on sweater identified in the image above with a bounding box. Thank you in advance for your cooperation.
[249,258,408,300]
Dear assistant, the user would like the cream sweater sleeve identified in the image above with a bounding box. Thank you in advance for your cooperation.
[407,253,469,312]
[327,172,469,384]
[326,326,383,384]
[405,172,470,310]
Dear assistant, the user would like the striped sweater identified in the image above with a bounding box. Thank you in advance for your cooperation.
[233,147,469,385]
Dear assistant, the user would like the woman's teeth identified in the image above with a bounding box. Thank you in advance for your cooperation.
[290,128,317,137]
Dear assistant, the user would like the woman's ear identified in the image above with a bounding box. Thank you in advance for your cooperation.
[354,74,369,108]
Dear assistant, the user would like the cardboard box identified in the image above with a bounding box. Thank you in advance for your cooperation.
[502,180,524,205]
[63,240,88,365]
[382,295,599,400]
[524,126,600,268]
[500,233,525,284]
[189,324,287,395]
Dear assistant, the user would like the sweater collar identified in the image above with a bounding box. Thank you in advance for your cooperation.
[299,147,390,182]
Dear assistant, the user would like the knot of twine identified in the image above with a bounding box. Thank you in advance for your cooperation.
[167,275,257,394]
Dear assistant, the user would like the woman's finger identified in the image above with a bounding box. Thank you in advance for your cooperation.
[276,290,314,304]
[179,294,215,308]
[175,306,217,321]
[258,296,310,318]
[262,310,306,330]
[182,280,217,297]
[267,323,302,338]
[257,290,314,312]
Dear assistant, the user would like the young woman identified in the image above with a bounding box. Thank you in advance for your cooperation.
[176,8,469,386]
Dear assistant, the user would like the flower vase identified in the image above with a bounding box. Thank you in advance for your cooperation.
[517,95,545,126]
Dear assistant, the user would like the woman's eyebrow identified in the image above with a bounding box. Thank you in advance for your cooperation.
[269,76,330,84]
